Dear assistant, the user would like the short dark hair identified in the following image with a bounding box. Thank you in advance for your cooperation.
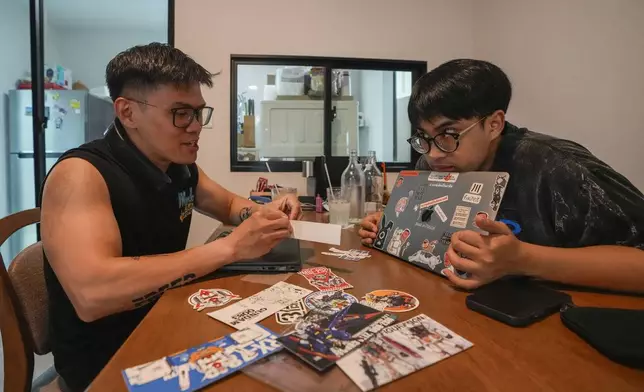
[408,59,512,127]
[106,42,214,101]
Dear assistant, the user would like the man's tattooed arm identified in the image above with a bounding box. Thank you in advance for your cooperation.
[132,273,197,308]
[239,206,253,222]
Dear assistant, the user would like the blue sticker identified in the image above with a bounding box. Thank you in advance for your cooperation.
[499,219,521,235]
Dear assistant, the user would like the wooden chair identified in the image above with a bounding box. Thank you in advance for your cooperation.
[0,208,65,392]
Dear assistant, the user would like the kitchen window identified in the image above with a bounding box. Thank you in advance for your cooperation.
[230,55,427,172]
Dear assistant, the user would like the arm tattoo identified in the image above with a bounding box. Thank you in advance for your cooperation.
[239,206,253,222]
[132,273,197,308]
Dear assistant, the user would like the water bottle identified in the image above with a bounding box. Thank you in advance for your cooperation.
[341,149,366,224]
[363,150,384,214]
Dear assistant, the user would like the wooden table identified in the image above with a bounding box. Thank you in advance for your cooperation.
[90,220,644,391]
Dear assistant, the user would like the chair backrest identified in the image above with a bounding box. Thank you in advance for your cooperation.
[0,208,41,392]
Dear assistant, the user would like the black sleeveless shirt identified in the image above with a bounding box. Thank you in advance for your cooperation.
[41,120,199,391]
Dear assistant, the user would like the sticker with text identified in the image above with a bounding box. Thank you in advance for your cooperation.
[427,172,459,183]
[462,193,482,204]
[449,206,471,229]
[298,266,353,291]
[469,182,484,194]
[188,289,241,312]
[419,195,448,210]
[434,204,448,222]
[275,299,307,325]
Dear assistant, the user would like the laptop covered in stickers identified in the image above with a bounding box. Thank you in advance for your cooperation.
[372,170,510,277]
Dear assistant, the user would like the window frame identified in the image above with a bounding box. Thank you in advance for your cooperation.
[230,55,427,172]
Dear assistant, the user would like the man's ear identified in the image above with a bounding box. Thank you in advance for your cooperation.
[487,110,506,140]
[113,97,137,129]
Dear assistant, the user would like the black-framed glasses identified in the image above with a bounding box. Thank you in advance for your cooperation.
[407,116,486,154]
[123,97,214,128]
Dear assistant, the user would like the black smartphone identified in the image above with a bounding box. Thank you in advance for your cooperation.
[466,278,572,327]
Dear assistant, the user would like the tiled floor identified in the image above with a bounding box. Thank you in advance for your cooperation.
[0,332,55,391]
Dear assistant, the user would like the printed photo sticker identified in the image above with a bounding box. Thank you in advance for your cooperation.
[386,228,411,257]
[394,197,408,217]
[469,182,484,194]
[304,290,357,315]
[395,177,404,188]
[298,266,353,292]
[361,290,420,313]
[275,299,307,325]
[188,289,241,312]
[449,205,471,229]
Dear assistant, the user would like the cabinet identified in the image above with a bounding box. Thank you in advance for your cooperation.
[258,100,358,158]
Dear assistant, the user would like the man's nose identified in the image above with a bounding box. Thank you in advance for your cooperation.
[186,117,202,133]
[428,144,447,160]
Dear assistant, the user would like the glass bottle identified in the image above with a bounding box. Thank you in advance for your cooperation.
[363,150,384,214]
[341,149,366,224]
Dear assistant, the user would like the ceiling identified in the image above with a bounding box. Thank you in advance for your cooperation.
[43,0,169,30]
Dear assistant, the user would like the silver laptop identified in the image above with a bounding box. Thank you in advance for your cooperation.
[373,170,510,277]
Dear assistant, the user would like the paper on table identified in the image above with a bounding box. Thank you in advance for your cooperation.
[290,220,342,245]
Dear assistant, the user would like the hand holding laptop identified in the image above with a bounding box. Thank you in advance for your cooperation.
[358,212,383,246]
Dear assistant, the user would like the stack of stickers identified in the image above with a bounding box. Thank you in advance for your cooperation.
[122,268,473,392]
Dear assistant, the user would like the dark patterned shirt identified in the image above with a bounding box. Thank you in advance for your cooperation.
[415,122,644,249]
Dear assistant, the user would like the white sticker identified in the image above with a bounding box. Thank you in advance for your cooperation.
[207,281,312,330]
[428,172,459,183]
[450,205,471,228]
[462,193,482,204]
[469,183,484,194]
[434,204,448,222]
[419,195,448,209]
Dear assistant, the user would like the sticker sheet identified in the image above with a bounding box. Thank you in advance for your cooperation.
[298,266,353,291]
[207,281,311,329]
[277,303,398,371]
[122,324,282,392]
[337,314,473,391]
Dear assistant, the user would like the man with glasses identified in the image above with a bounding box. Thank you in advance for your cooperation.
[39,43,301,391]
[359,59,644,293]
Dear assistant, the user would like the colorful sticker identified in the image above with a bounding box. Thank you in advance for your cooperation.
[188,289,241,312]
[298,266,353,292]
[304,290,357,315]
[490,174,509,212]
[462,193,482,204]
[419,195,448,210]
[395,197,409,217]
[386,228,411,257]
[449,206,471,229]
[70,99,81,109]
[51,92,60,101]
[361,290,419,313]
[469,183,484,194]
[395,177,404,188]
[275,299,307,325]
[427,172,459,183]
[440,232,453,246]
[472,211,489,228]
[434,204,448,222]
[373,214,393,250]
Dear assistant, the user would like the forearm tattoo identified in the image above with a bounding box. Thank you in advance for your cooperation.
[132,273,197,308]
[239,206,253,222]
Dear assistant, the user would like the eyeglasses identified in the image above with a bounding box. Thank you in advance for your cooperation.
[407,116,486,154]
[123,97,214,128]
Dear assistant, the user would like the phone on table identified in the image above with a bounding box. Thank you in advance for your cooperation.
[466,278,572,327]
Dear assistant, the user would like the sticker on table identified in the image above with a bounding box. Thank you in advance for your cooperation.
[304,290,357,315]
[427,172,459,183]
[337,314,473,392]
[207,281,312,330]
[469,182,484,194]
[434,204,448,222]
[275,299,307,325]
[188,288,241,311]
[122,324,282,392]
[298,266,353,291]
[473,211,489,228]
[361,290,419,313]
[386,228,411,257]
[462,193,482,204]
[373,214,393,250]
[450,205,471,229]
[419,195,448,210]
[490,174,509,212]
[394,197,408,217]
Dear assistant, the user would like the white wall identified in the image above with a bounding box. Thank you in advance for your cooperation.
[51,26,167,89]
[176,0,475,246]
[0,0,31,260]
[473,0,644,191]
